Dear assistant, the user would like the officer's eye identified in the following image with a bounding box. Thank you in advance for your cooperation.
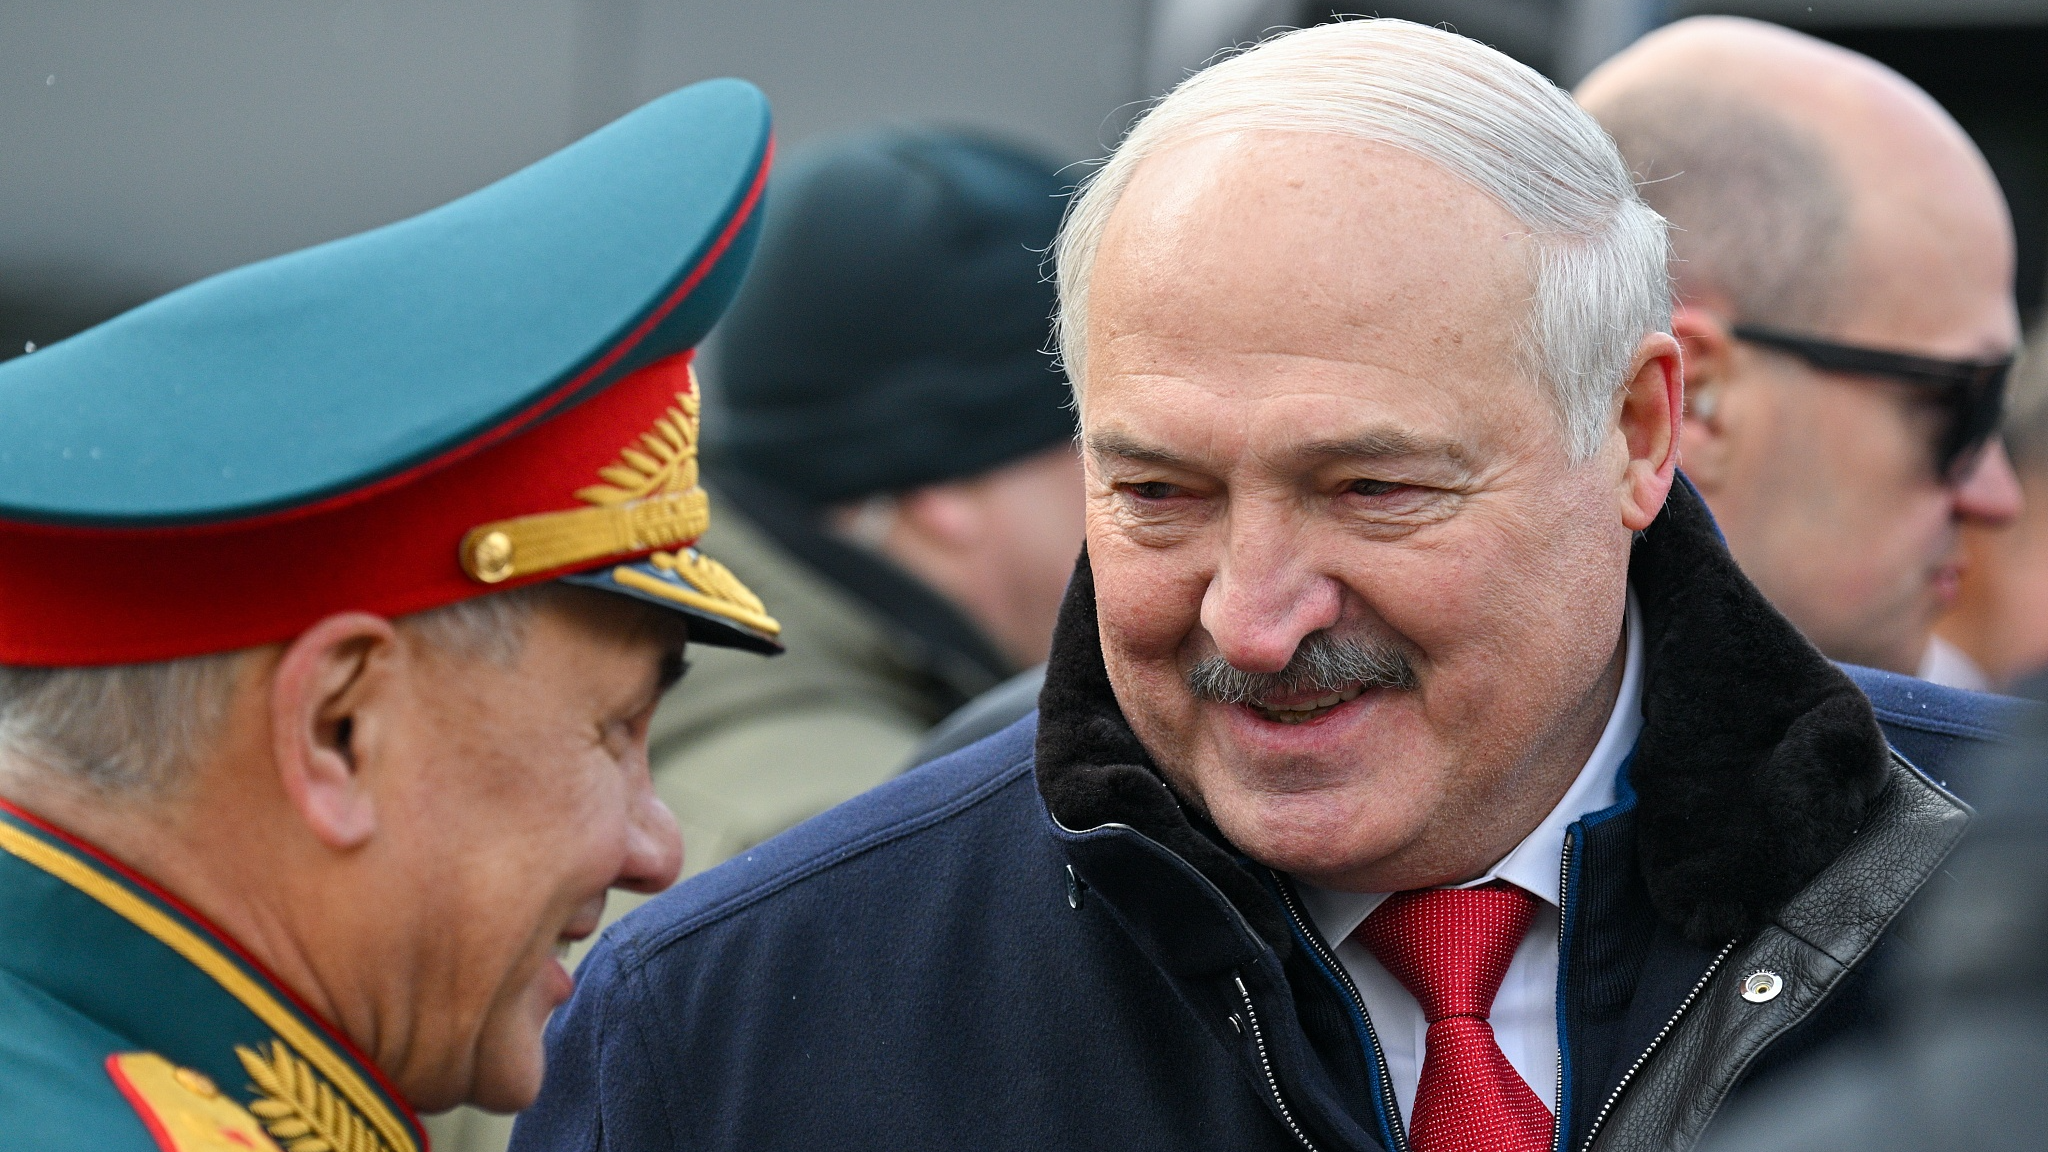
[1349,478,1404,497]
[657,652,690,694]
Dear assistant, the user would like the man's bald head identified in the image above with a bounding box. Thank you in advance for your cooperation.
[1578,16,2012,343]
[1575,17,2023,677]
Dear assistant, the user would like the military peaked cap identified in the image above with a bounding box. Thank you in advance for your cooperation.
[0,79,782,665]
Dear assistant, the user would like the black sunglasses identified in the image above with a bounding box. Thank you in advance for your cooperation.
[1731,324,2011,485]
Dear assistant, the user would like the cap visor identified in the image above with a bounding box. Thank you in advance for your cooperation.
[560,553,782,654]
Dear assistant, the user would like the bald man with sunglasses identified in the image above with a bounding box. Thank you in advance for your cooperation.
[1579,18,2021,687]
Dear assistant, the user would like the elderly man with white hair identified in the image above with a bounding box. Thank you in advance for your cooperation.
[515,21,2005,1152]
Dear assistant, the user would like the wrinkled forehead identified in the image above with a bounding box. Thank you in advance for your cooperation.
[1081,132,1552,469]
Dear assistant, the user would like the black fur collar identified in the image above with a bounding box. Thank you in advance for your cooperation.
[1034,476,1892,946]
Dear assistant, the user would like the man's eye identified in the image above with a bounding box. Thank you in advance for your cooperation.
[1349,479,1404,497]
[1126,482,1182,500]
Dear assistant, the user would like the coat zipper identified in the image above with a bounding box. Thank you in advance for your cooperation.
[1235,973,1325,1152]
[1273,879,1409,1152]
[1553,833,1574,1152]
[1260,814,1729,1152]
[1573,936,1738,1151]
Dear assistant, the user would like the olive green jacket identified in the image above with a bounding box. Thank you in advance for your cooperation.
[648,498,987,878]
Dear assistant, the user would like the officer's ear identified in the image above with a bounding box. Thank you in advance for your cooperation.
[269,612,397,850]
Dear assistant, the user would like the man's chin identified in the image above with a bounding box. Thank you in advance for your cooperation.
[458,963,573,1113]
[1197,782,1424,889]
[464,1025,550,1114]
[1237,836,1417,893]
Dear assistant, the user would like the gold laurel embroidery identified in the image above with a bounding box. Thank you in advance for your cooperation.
[575,391,700,506]
[238,1042,389,1152]
[662,549,768,616]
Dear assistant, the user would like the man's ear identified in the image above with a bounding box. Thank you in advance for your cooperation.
[269,612,400,850]
[1670,305,1736,492]
[894,482,986,553]
[1614,330,1685,532]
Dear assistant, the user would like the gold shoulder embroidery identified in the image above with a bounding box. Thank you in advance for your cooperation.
[107,1051,283,1152]
[237,1041,391,1152]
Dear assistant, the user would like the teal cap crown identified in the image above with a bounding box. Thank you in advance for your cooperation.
[0,78,772,528]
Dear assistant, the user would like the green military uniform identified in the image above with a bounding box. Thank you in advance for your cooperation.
[0,76,779,1151]
[0,801,425,1152]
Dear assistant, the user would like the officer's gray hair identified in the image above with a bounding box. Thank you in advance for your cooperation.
[1053,18,1672,461]
[0,588,548,797]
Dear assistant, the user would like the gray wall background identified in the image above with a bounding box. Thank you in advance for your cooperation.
[0,0,1151,350]
[6,0,2043,353]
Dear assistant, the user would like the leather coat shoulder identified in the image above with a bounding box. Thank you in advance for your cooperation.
[1585,756,1970,1152]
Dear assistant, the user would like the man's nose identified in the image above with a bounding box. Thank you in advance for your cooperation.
[1198,523,1343,674]
[615,790,685,895]
[1954,439,2023,526]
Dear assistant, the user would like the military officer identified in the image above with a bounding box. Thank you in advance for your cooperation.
[0,79,779,1149]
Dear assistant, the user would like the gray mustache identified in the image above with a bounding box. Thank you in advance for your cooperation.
[1186,632,1418,705]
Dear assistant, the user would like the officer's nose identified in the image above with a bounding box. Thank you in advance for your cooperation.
[615,788,684,894]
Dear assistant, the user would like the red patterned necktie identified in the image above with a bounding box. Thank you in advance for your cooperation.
[1352,882,1551,1152]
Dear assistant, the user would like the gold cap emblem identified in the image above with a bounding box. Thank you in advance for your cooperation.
[459,386,709,584]
[466,531,515,584]
[610,547,781,638]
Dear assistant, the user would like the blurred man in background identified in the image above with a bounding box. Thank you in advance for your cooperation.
[1939,340,2048,690]
[654,127,1083,875]
[1579,17,2023,688]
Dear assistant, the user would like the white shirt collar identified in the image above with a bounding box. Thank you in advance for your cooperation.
[1918,635,1992,692]
[1297,589,1644,943]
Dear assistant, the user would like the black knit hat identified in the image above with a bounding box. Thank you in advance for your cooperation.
[703,127,1075,505]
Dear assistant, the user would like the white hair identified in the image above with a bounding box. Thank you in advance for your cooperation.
[1054,19,1671,460]
[0,588,550,796]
